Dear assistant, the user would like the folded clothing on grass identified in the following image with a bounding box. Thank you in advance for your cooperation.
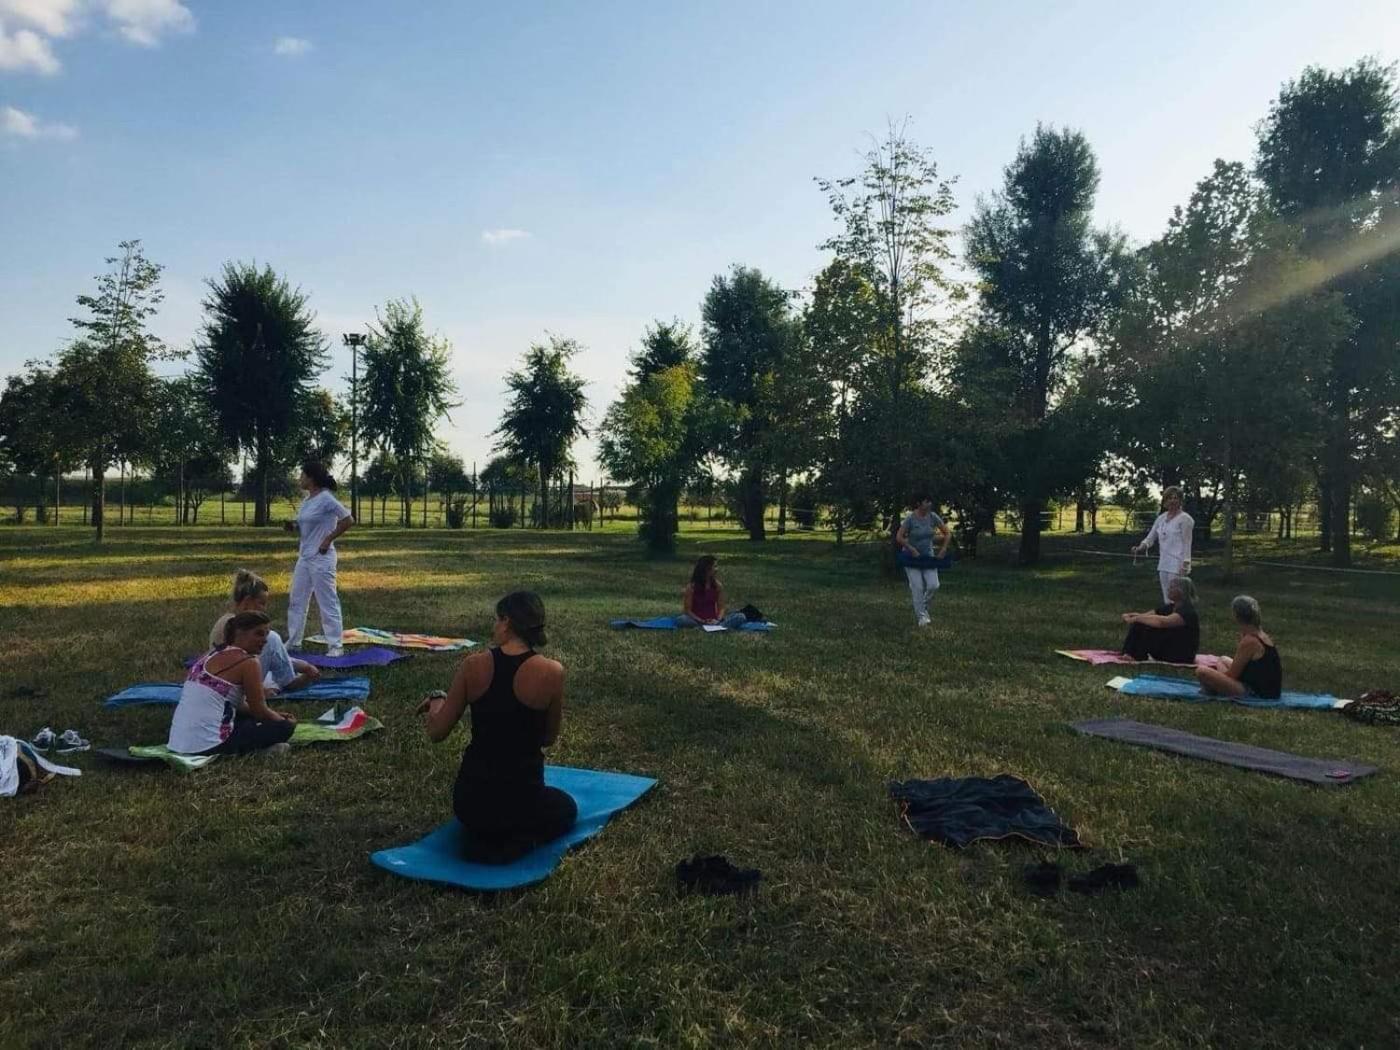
[95,707,383,772]
[889,774,1081,850]
[2,735,81,797]
[371,766,657,891]
[104,677,371,709]
[1106,673,1342,710]
[608,616,776,632]
[307,628,475,652]
[1073,717,1378,785]
[1057,649,1227,670]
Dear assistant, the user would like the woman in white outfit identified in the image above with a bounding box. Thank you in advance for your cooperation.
[284,461,355,656]
[895,493,951,628]
[1132,485,1194,604]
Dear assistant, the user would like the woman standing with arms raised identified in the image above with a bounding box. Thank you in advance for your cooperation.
[284,460,354,657]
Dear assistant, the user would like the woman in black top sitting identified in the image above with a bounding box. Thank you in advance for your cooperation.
[1119,577,1201,665]
[1196,595,1283,700]
[418,591,576,863]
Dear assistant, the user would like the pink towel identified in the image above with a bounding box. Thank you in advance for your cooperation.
[1056,649,1227,671]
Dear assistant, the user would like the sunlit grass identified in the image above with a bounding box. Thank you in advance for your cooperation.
[1,524,1397,1048]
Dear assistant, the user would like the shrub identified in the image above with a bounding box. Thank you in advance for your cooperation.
[489,505,517,529]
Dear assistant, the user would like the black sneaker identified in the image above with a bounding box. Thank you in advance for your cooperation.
[676,854,762,896]
[1023,860,1063,896]
[1069,863,1139,894]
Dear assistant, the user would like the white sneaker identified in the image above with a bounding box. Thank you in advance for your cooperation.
[325,646,346,658]
[31,727,56,751]
[256,742,292,759]
[917,617,931,628]
[56,729,91,753]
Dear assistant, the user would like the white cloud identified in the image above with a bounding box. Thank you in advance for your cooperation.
[273,35,311,57]
[100,0,193,47]
[481,228,531,245]
[0,0,81,37]
[0,20,61,73]
[2,103,76,138]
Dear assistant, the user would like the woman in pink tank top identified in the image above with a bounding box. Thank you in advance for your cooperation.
[679,555,747,630]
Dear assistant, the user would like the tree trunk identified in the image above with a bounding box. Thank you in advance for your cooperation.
[1221,436,1235,579]
[539,465,550,530]
[178,459,186,526]
[777,476,788,536]
[1075,501,1085,533]
[256,444,270,527]
[119,462,126,527]
[92,460,106,542]
[1330,465,1352,568]
[1317,476,1332,552]
[568,470,575,531]
[741,471,765,541]
[1018,498,1043,566]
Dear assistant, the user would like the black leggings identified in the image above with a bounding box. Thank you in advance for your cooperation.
[202,716,295,756]
[453,783,578,864]
[1122,623,1193,665]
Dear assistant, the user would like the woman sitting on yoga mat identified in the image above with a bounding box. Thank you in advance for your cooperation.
[1119,577,1201,664]
[211,570,320,695]
[1196,595,1283,699]
[169,611,297,756]
[418,591,576,863]
[679,555,748,629]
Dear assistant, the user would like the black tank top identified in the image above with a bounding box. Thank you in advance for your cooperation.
[458,648,547,785]
[1239,642,1283,700]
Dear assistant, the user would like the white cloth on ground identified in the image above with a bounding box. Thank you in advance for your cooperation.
[1,735,81,797]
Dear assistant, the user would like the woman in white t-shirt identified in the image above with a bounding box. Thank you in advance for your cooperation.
[284,461,355,655]
[1132,485,1194,604]
[169,610,297,756]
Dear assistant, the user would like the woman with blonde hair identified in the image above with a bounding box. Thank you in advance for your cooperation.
[212,570,320,694]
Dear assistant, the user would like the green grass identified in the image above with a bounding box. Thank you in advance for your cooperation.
[1,525,1397,1048]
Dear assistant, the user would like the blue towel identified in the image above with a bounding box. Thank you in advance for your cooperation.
[370,766,657,891]
[1116,674,1337,710]
[609,616,775,632]
[104,676,372,708]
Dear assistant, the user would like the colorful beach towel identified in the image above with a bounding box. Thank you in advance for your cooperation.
[1073,717,1378,785]
[609,616,776,632]
[104,677,371,709]
[307,628,475,652]
[1057,649,1228,670]
[1106,674,1342,711]
[889,775,1081,850]
[95,707,383,772]
[371,766,657,891]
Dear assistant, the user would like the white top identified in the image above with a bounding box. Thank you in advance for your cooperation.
[168,650,247,754]
[296,489,350,559]
[1140,510,1194,574]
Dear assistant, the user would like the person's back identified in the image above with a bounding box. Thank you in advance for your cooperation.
[458,648,548,789]
[1237,632,1283,699]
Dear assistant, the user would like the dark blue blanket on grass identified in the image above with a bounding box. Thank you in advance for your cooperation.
[889,774,1081,849]
[608,616,775,632]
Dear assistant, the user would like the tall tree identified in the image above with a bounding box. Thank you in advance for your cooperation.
[149,376,233,525]
[1255,60,1400,566]
[816,124,960,519]
[699,266,800,540]
[359,299,458,526]
[965,125,1128,564]
[599,323,709,554]
[0,363,73,523]
[494,336,589,529]
[61,240,166,542]
[195,262,327,526]
[297,388,350,467]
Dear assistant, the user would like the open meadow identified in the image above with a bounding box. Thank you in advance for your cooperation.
[2,524,1398,1048]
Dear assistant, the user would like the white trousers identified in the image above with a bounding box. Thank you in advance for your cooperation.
[1158,570,1182,604]
[905,567,941,624]
[287,550,342,648]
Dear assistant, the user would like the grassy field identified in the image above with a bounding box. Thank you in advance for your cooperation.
[1,524,1397,1049]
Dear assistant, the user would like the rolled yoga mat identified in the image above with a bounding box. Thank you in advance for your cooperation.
[371,766,657,891]
[1073,717,1378,785]
[104,677,371,708]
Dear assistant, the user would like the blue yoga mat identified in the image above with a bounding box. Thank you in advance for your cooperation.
[104,676,372,708]
[370,766,657,891]
[609,616,775,632]
[1115,674,1338,710]
[184,647,407,670]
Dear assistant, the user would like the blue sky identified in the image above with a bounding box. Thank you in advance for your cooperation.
[3,0,1397,475]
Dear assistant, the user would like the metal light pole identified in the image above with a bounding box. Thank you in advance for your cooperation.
[342,332,366,521]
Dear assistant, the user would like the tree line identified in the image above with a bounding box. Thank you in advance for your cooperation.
[2,59,1397,568]
[597,58,1400,568]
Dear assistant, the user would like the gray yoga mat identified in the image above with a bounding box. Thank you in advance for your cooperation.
[1072,718,1378,786]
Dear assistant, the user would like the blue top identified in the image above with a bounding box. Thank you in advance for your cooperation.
[902,510,945,557]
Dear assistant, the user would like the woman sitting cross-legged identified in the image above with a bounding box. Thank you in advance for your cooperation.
[418,592,577,864]
[1196,595,1283,700]
[1119,576,1201,665]
[169,610,298,757]
[211,569,321,695]
[678,555,748,630]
